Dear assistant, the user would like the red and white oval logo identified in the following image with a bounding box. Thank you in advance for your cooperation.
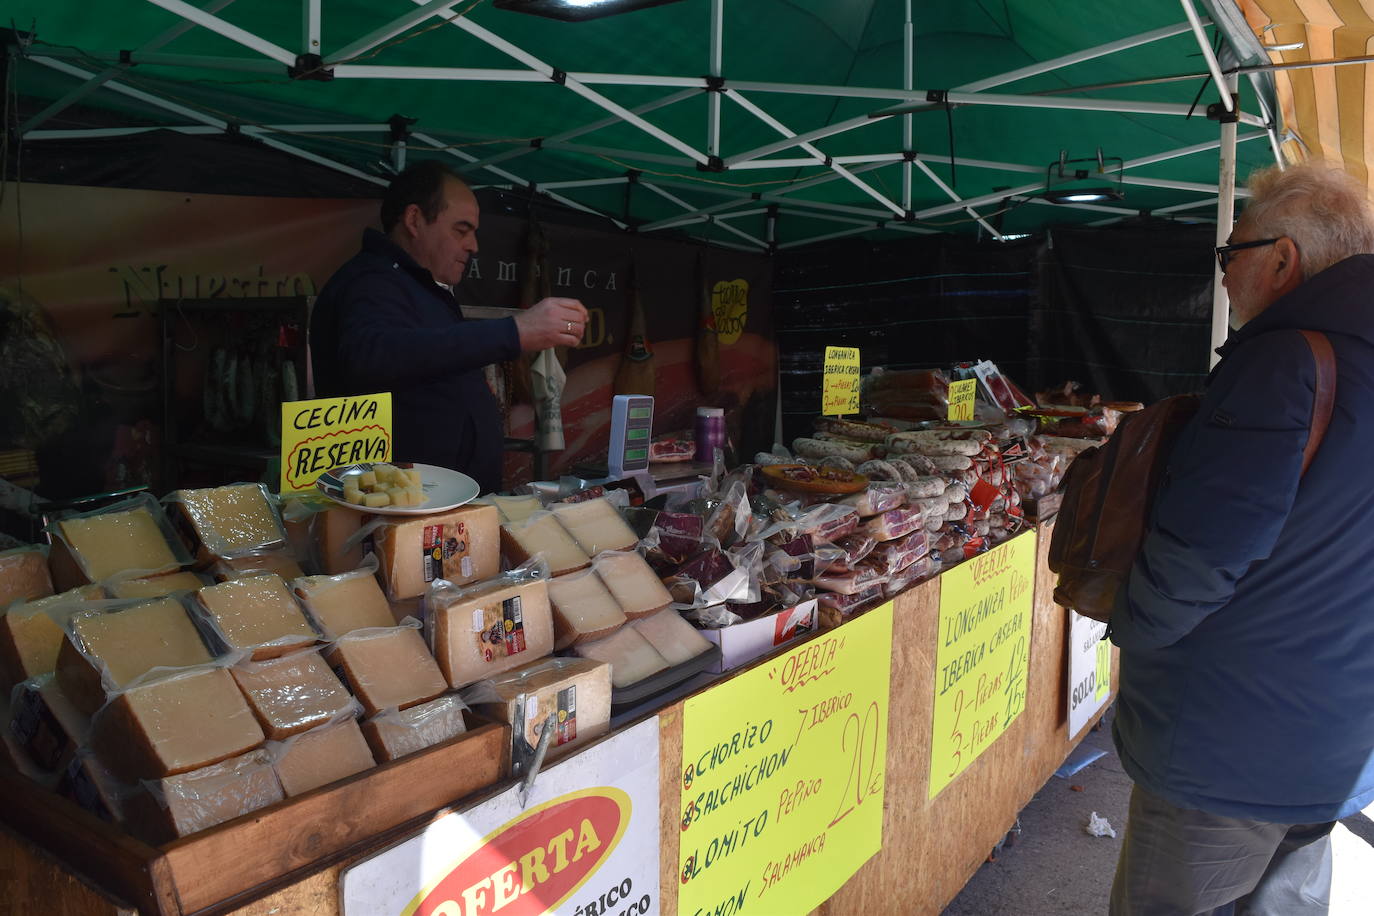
[404,788,631,916]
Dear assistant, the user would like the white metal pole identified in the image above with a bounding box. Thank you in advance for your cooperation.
[1212,72,1240,365]
[903,0,914,212]
[708,0,723,159]
[1180,0,1233,112]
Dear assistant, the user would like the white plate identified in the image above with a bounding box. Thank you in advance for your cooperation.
[315,462,480,516]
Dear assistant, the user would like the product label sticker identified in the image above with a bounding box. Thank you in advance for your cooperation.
[422,524,441,584]
[472,596,528,662]
[556,685,577,746]
[460,555,473,579]
[470,609,485,633]
[422,522,472,584]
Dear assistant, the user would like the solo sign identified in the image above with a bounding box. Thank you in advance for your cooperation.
[341,719,660,916]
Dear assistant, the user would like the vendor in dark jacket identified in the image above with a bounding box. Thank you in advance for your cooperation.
[1110,162,1374,915]
[311,160,586,493]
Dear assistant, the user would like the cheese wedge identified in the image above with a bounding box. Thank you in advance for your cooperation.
[572,626,669,688]
[9,675,90,772]
[91,666,265,780]
[231,649,355,740]
[59,751,131,824]
[324,626,447,716]
[58,505,181,582]
[171,484,287,561]
[468,658,611,768]
[130,749,283,841]
[0,586,105,691]
[360,694,468,762]
[0,546,53,608]
[373,504,500,601]
[317,503,368,575]
[430,577,554,689]
[546,569,626,649]
[293,569,394,639]
[214,551,307,583]
[195,574,316,661]
[592,550,673,620]
[106,571,206,600]
[273,717,375,797]
[58,598,213,714]
[629,609,713,666]
[500,512,590,578]
[550,498,639,557]
[481,494,544,525]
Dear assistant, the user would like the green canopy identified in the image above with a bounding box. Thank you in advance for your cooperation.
[6,0,1281,249]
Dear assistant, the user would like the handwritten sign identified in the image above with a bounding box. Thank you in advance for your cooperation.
[1067,612,1113,739]
[711,279,750,346]
[678,603,892,916]
[821,346,861,416]
[280,393,392,493]
[929,532,1035,798]
[947,378,978,421]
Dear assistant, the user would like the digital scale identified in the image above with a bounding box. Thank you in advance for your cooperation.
[608,394,653,480]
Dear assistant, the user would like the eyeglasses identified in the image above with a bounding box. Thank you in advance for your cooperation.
[1216,238,1279,272]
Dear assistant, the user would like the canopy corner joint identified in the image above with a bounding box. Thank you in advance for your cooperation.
[288,53,333,81]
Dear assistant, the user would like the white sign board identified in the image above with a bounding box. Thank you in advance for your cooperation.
[341,718,661,916]
[1067,612,1112,739]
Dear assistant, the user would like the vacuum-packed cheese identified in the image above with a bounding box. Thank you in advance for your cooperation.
[429,576,554,688]
[0,546,53,608]
[374,504,500,601]
[572,626,669,688]
[325,626,447,716]
[195,574,316,660]
[131,749,283,840]
[292,568,394,639]
[629,609,713,666]
[231,649,354,740]
[550,498,639,556]
[467,658,611,769]
[214,551,306,583]
[57,597,213,713]
[170,484,288,562]
[56,503,183,582]
[272,717,375,797]
[360,694,467,762]
[500,512,590,577]
[9,674,89,772]
[481,494,544,524]
[0,586,105,691]
[107,571,206,600]
[59,750,131,824]
[317,503,368,575]
[546,569,626,649]
[91,666,265,780]
[592,550,672,619]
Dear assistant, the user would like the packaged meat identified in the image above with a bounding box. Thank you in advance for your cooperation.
[813,534,877,574]
[865,368,950,396]
[796,504,861,542]
[839,484,906,517]
[883,556,939,597]
[812,565,888,596]
[791,437,874,463]
[817,584,885,618]
[812,417,895,443]
[648,432,696,463]
[864,530,930,575]
[885,430,990,457]
[859,507,924,542]
[644,511,705,568]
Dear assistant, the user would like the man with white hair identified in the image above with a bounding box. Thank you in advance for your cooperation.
[1109,162,1374,915]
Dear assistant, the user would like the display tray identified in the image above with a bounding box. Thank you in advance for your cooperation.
[315,462,479,516]
[0,720,510,916]
[609,643,722,714]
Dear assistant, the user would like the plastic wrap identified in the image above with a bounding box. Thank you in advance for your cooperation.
[8,672,90,771]
[859,506,925,542]
[0,544,53,609]
[546,566,627,649]
[47,493,192,584]
[883,555,939,597]
[0,585,105,691]
[131,747,283,841]
[105,571,208,600]
[765,534,814,582]
[817,584,886,618]
[812,565,888,596]
[60,748,134,823]
[460,656,611,776]
[664,541,762,610]
[373,503,501,601]
[642,511,706,569]
[165,483,289,563]
[572,625,670,688]
[838,484,906,518]
[812,534,877,575]
[500,510,591,577]
[592,549,674,620]
[211,549,307,583]
[278,494,371,576]
[549,497,639,557]
[426,560,554,688]
[361,693,468,762]
[864,530,930,576]
[192,573,319,661]
[476,493,545,525]
[629,608,713,666]
[323,621,448,716]
[291,561,394,640]
[264,704,374,797]
[230,648,355,740]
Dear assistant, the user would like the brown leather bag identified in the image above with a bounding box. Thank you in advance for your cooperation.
[1047,330,1336,622]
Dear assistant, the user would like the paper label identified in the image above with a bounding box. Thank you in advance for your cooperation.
[947,378,978,421]
[472,595,528,663]
[280,393,392,493]
[556,686,577,746]
[422,522,471,584]
[821,346,861,417]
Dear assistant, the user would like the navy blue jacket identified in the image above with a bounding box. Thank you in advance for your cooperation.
[1111,254,1374,822]
[310,230,520,493]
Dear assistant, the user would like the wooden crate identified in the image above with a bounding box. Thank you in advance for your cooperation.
[0,721,510,916]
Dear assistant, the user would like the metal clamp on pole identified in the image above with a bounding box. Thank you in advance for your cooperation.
[517,715,558,808]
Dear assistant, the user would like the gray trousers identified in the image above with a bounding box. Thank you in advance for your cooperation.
[1110,784,1334,916]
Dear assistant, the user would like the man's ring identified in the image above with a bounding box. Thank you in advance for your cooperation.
[566,321,573,332]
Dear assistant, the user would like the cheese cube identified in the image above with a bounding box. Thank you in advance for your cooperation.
[546,569,626,649]
[550,499,639,557]
[363,493,390,508]
[468,658,611,768]
[572,626,669,688]
[357,471,378,490]
[90,666,265,780]
[360,694,468,762]
[57,505,182,582]
[231,650,354,740]
[482,494,544,525]
[317,503,367,575]
[131,749,283,840]
[293,569,394,639]
[324,626,447,716]
[214,551,307,583]
[500,512,590,578]
[592,550,673,620]
[629,609,713,666]
[0,546,54,608]
[0,586,105,691]
[9,675,90,772]
[273,717,375,797]
[171,484,287,561]
[373,504,500,601]
[107,571,206,600]
[195,574,316,661]
[430,577,554,688]
[57,597,214,714]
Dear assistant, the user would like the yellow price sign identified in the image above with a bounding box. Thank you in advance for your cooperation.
[678,603,893,916]
[947,378,978,421]
[929,532,1036,798]
[280,393,393,493]
[1095,639,1112,702]
[821,346,861,416]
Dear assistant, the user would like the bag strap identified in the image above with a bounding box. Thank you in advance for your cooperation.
[1297,329,1337,476]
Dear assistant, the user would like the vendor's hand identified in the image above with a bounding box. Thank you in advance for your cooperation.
[515,297,589,352]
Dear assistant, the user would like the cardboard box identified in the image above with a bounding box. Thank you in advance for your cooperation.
[698,600,817,673]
